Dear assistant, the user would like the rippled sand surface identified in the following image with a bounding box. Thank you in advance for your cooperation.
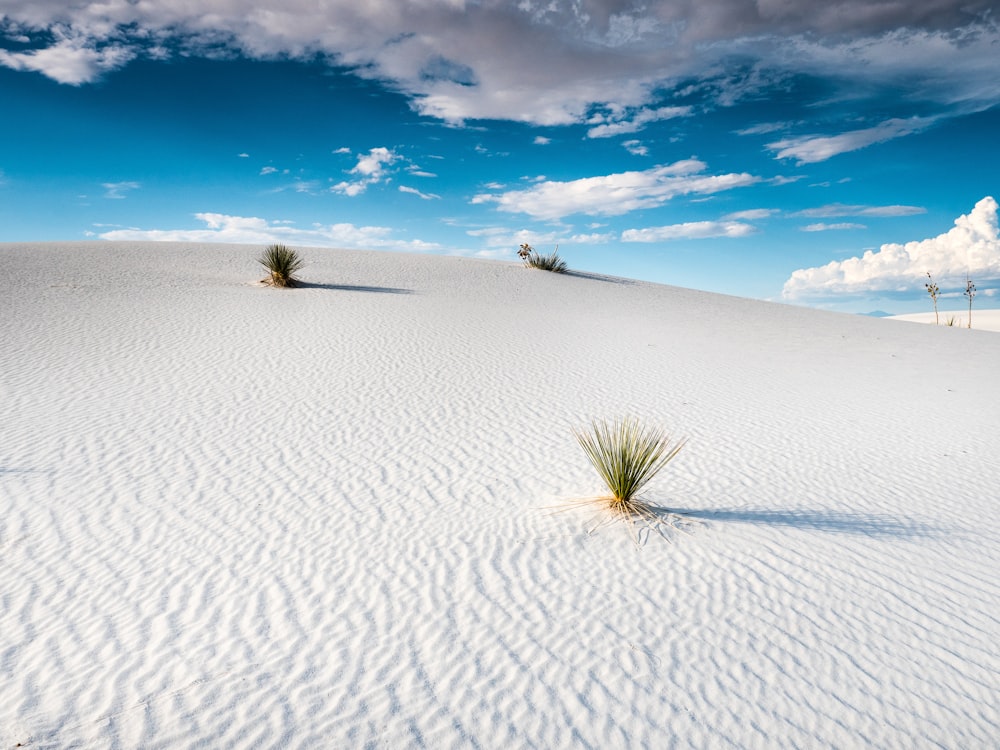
[3,242,999,748]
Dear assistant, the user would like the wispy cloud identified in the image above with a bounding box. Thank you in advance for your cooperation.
[767,117,939,164]
[471,159,758,221]
[467,226,614,250]
[622,221,756,242]
[783,196,1000,298]
[102,181,140,199]
[587,105,692,139]
[399,185,440,200]
[800,222,866,232]
[97,212,442,252]
[724,208,778,221]
[794,204,927,218]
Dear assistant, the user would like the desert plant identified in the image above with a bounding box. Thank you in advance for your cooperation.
[519,243,568,273]
[258,244,304,287]
[964,275,976,328]
[946,315,957,327]
[574,417,686,525]
[925,272,939,325]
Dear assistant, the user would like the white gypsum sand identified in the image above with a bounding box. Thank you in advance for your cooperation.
[889,309,1000,332]
[2,242,999,748]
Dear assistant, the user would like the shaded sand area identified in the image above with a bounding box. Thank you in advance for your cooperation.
[2,242,999,748]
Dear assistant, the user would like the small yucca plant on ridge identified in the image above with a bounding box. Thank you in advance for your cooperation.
[574,417,686,533]
[519,243,568,273]
[258,244,304,287]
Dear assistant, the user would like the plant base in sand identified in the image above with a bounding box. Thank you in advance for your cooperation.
[258,243,304,287]
[571,417,694,544]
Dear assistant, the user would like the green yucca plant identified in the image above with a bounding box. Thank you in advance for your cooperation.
[258,243,304,287]
[519,243,568,273]
[574,417,686,523]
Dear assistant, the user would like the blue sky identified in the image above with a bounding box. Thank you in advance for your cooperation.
[2,1,999,314]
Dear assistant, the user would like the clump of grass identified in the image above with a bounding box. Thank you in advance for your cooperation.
[258,244,304,287]
[518,243,568,273]
[573,417,688,541]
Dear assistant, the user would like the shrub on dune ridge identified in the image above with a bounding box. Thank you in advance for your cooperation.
[518,243,568,273]
[258,244,304,287]
[573,417,689,541]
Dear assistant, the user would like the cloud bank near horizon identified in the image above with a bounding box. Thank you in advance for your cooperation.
[783,196,1000,298]
[97,212,442,253]
[1,0,997,141]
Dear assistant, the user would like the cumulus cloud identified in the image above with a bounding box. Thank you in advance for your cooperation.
[622,140,648,156]
[0,2,996,128]
[98,212,441,252]
[767,117,939,164]
[783,196,1000,298]
[471,159,757,221]
[0,37,134,85]
[332,147,399,196]
[622,221,755,242]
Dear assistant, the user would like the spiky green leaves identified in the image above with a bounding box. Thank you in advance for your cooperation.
[575,417,685,509]
[519,243,568,273]
[258,244,304,287]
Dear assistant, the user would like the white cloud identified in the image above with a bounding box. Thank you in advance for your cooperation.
[723,208,777,221]
[800,222,867,232]
[622,221,756,242]
[767,116,939,164]
[399,185,440,200]
[533,136,551,145]
[332,147,399,196]
[0,37,134,85]
[795,204,927,218]
[471,159,758,221]
[102,181,140,199]
[238,153,249,158]
[736,122,792,136]
[587,105,693,139]
[622,140,648,156]
[783,196,1000,298]
[260,166,278,175]
[97,212,441,252]
[2,2,996,128]
[467,226,614,250]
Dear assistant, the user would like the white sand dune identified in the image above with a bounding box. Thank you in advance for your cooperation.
[889,309,1000,332]
[2,242,999,749]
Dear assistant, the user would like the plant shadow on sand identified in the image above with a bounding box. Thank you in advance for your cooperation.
[564,270,636,285]
[296,282,414,294]
[668,506,942,539]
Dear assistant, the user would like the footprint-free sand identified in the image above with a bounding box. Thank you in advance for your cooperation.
[2,242,999,748]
